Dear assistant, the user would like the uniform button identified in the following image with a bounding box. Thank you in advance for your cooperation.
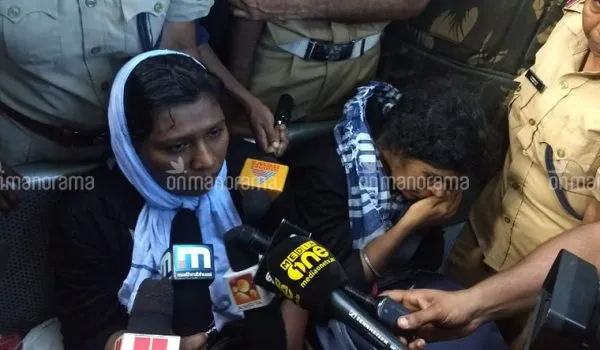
[504,217,511,224]
[522,149,528,156]
[556,148,566,158]
[85,0,97,7]
[528,118,536,126]
[90,46,101,55]
[154,2,164,12]
[101,81,110,92]
[7,6,20,18]
[512,182,520,190]
[561,81,569,89]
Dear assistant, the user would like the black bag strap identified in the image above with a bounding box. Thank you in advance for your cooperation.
[136,13,163,52]
[544,145,584,221]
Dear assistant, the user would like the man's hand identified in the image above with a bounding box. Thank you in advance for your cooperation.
[401,190,462,230]
[0,159,21,215]
[229,0,269,20]
[245,97,289,157]
[382,289,484,343]
[180,332,207,350]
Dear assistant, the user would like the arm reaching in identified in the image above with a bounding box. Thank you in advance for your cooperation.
[383,221,600,345]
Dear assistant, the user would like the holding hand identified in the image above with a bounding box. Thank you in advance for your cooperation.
[382,289,485,348]
[244,96,289,157]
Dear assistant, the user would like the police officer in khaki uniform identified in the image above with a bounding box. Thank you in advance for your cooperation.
[442,0,600,348]
[0,0,274,215]
[227,0,430,154]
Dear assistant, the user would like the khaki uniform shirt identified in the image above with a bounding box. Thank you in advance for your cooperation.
[0,0,213,129]
[470,0,600,272]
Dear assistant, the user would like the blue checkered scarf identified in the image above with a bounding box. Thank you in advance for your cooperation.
[333,81,409,250]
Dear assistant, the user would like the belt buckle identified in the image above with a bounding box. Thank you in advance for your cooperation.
[307,40,354,62]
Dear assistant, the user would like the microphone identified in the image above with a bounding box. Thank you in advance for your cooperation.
[114,279,181,350]
[223,227,287,349]
[223,229,274,311]
[264,235,408,350]
[226,222,413,336]
[239,95,293,223]
[342,285,413,336]
[273,93,294,128]
[167,209,215,336]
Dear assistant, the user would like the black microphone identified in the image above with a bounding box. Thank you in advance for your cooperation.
[116,279,181,350]
[343,285,413,336]
[264,235,408,350]
[169,209,215,337]
[273,93,294,128]
[223,228,287,349]
[240,94,294,223]
[226,223,414,336]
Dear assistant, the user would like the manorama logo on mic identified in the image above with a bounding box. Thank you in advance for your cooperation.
[169,244,215,280]
[279,240,336,288]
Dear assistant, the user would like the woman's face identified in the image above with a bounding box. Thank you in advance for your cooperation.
[138,96,229,195]
[584,0,600,57]
[380,149,461,201]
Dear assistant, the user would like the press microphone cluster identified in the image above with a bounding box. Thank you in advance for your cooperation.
[224,222,411,350]
[239,94,294,223]
[114,279,180,350]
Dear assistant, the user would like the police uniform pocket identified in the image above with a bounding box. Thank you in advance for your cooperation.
[543,135,600,195]
[121,0,171,54]
[0,1,61,66]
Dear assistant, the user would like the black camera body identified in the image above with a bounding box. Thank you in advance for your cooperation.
[527,249,600,350]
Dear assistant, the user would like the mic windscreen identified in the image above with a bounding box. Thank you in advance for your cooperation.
[223,226,265,272]
[170,208,214,336]
[242,189,274,224]
[128,279,174,334]
[265,235,347,314]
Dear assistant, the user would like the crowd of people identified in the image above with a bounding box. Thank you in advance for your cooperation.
[1,0,599,349]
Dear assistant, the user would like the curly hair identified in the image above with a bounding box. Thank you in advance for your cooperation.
[374,77,502,179]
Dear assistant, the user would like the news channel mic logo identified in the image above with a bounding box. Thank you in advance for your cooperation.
[170,244,215,280]
[250,161,277,185]
[271,239,336,305]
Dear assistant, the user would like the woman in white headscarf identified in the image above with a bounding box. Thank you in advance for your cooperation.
[52,50,288,350]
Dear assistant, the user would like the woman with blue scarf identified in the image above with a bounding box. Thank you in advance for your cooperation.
[52,50,288,350]
[277,78,509,349]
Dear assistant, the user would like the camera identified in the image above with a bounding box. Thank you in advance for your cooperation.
[526,249,600,350]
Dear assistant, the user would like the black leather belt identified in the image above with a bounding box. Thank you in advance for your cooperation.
[0,102,108,148]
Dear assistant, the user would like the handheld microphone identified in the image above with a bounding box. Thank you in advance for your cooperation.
[239,95,293,223]
[168,209,215,336]
[114,279,181,350]
[343,285,413,337]
[274,93,294,128]
[226,222,414,336]
[264,235,408,350]
[223,227,287,349]
[223,229,274,312]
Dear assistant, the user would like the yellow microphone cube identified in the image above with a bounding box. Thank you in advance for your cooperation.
[239,159,289,199]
